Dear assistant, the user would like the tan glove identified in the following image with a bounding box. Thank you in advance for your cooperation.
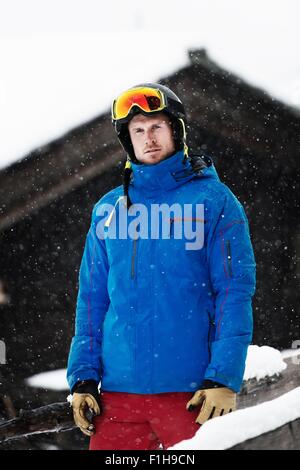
[72,392,101,436]
[186,387,236,425]
[71,380,101,436]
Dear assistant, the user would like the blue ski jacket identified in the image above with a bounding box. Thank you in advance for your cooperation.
[67,150,256,394]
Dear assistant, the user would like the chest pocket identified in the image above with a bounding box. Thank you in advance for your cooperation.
[169,217,206,252]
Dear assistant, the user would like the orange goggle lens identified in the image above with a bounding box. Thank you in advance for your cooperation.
[112,87,166,120]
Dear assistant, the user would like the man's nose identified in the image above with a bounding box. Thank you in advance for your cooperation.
[145,130,156,144]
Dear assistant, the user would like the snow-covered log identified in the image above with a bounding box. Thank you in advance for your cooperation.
[229,417,300,450]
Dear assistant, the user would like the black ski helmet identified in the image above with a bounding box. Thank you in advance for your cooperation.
[111,83,187,163]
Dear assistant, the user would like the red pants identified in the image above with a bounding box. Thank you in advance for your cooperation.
[89,391,200,450]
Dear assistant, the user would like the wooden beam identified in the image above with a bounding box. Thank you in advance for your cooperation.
[0,149,123,232]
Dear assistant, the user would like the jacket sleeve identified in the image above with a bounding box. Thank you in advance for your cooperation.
[67,204,110,392]
[204,187,256,392]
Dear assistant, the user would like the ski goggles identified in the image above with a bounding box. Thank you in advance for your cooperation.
[112,87,166,121]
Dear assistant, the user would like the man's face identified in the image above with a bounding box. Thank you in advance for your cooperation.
[128,112,176,165]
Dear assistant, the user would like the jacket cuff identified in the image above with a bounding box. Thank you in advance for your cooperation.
[72,379,100,402]
[200,379,225,389]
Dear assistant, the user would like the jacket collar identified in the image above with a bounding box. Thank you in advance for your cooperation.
[130,150,195,197]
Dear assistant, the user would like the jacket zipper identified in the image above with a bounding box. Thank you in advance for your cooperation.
[206,309,216,361]
[226,240,233,278]
[131,226,139,279]
[169,218,174,237]
[169,217,205,238]
[131,239,137,279]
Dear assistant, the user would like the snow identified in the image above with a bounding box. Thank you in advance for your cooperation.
[0,0,299,170]
[281,348,300,360]
[25,368,68,391]
[244,345,287,381]
[169,387,300,450]
[25,345,287,391]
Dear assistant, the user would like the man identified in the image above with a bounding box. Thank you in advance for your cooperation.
[67,83,256,450]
